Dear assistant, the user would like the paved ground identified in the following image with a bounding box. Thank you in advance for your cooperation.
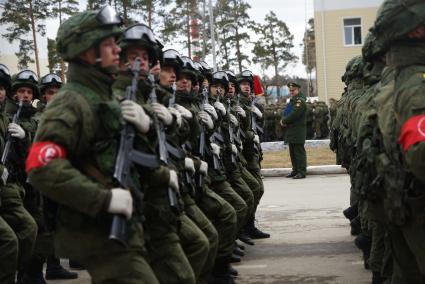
[49,174,370,284]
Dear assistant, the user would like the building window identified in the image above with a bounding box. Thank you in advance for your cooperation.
[343,18,362,46]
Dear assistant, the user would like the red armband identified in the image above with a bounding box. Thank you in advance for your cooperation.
[25,141,67,173]
[399,114,425,152]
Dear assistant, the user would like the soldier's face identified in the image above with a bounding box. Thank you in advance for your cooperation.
[159,66,176,88]
[0,86,6,103]
[240,81,251,95]
[126,46,150,72]
[176,74,192,93]
[99,37,121,68]
[289,87,299,97]
[210,83,224,98]
[43,86,59,103]
[16,87,33,103]
[193,83,200,95]
[202,78,209,89]
[228,82,235,97]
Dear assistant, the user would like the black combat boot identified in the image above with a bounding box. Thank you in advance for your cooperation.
[69,260,85,270]
[238,231,255,246]
[45,256,78,280]
[286,172,297,178]
[233,243,245,257]
[372,271,387,284]
[246,216,270,239]
[18,256,47,284]
[355,232,372,269]
[343,203,358,221]
[209,257,236,284]
[350,216,362,236]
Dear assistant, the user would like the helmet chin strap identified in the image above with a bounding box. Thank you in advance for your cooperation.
[94,43,119,75]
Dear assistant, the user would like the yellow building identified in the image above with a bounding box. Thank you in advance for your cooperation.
[314,0,383,102]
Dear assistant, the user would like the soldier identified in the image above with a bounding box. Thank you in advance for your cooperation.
[371,1,425,282]
[281,82,307,179]
[0,64,9,106]
[236,70,270,239]
[0,64,37,284]
[174,58,238,283]
[328,98,337,129]
[26,7,159,283]
[306,101,314,139]
[112,23,200,284]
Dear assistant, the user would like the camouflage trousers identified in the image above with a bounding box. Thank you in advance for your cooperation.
[197,186,237,259]
[210,180,248,233]
[0,183,37,283]
[182,193,218,284]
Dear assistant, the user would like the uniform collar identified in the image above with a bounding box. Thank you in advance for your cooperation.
[67,62,114,100]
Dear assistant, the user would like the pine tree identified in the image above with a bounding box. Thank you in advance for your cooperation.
[214,0,252,73]
[302,18,316,97]
[0,0,50,76]
[50,0,79,79]
[251,11,297,100]
[47,38,62,75]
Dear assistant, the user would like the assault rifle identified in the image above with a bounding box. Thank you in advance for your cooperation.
[226,97,236,164]
[1,99,23,184]
[148,74,179,213]
[250,93,263,153]
[195,86,209,192]
[110,59,162,245]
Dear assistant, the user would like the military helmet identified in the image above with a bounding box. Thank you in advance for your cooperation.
[199,61,213,82]
[161,49,183,78]
[39,73,62,94]
[193,61,205,85]
[225,70,237,84]
[11,70,40,99]
[179,56,198,84]
[210,71,229,93]
[373,0,425,50]
[0,64,11,93]
[237,70,254,89]
[56,6,123,61]
[362,32,385,62]
[120,23,159,68]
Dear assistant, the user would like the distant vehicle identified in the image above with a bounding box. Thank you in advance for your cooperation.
[266,86,289,103]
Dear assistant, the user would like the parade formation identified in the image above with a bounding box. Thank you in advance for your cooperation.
[331,0,425,283]
[0,5,272,284]
[2,0,425,283]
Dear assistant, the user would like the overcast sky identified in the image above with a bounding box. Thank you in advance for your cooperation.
[1,0,313,78]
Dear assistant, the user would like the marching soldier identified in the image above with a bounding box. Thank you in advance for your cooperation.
[26,7,159,283]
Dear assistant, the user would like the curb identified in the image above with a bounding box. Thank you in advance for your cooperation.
[261,165,347,177]
[261,139,330,152]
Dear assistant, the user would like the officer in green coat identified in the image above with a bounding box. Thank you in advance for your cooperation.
[26,7,159,283]
[281,82,307,179]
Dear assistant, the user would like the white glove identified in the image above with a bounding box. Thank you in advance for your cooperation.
[229,114,239,127]
[184,158,195,175]
[120,100,150,133]
[8,123,25,139]
[175,104,193,119]
[1,167,8,185]
[107,188,133,220]
[169,170,179,191]
[214,102,226,116]
[199,111,214,130]
[235,106,246,118]
[203,104,218,120]
[152,102,173,126]
[199,161,208,175]
[168,107,182,128]
[231,144,238,155]
[210,143,221,156]
[251,106,263,119]
[253,134,260,144]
